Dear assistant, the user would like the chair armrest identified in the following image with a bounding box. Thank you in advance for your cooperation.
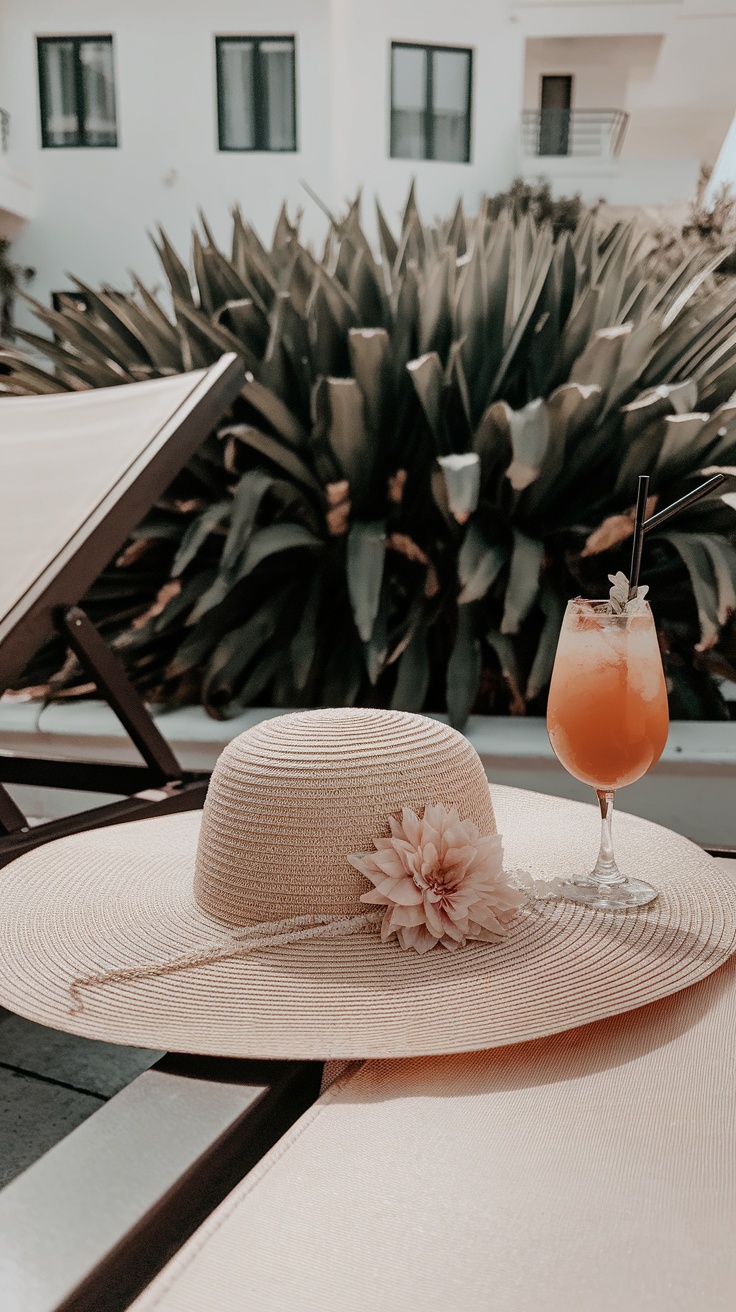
[0,1053,322,1312]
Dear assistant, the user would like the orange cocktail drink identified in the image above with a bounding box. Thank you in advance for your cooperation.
[546,598,669,909]
[547,602,668,791]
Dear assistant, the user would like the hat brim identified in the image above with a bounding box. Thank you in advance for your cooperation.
[0,786,734,1060]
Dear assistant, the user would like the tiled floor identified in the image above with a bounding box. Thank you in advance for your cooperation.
[0,1007,160,1189]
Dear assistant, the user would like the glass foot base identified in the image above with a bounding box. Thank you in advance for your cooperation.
[559,877,658,910]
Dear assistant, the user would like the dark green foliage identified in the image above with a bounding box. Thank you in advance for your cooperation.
[487,177,583,238]
[5,188,736,723]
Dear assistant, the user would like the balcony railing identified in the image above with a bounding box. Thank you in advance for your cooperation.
[522,109,629,159]
[0,109,9,152]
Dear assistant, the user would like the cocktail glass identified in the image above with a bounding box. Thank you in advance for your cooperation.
[546,598,669,909]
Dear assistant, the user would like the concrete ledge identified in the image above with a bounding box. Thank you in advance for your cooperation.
[1,701,735,846]
[521,155,700,208]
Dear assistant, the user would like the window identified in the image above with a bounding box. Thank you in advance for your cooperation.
[390,42,472,163]
[37,36,117,148]
[216,36,296,152]
[539,75,572,156]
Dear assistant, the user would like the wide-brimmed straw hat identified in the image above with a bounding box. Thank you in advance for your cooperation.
[0,708,734,1060]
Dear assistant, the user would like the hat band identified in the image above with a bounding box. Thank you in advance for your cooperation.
[69,910,383,1015]
[68,866,563,1014]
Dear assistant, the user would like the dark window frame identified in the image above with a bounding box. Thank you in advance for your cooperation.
[37,34,118,149]
[390,40,473,164]
[215,34,297,153]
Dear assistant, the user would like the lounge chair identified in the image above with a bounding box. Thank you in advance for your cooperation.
[126,927,736,1311]
[0,355,243,865]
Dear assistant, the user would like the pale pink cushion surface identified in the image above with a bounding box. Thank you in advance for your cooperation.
[131,864,736,1312]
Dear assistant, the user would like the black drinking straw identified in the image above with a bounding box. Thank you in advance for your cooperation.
[642,472,727,533]
[628,471,728,597]
[628,474,650,600]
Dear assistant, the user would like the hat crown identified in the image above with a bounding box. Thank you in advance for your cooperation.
[194,708,496,926]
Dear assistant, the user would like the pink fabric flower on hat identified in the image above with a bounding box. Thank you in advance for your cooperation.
[348,803,525,955]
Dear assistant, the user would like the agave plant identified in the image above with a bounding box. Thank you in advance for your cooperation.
[5,186,736,723]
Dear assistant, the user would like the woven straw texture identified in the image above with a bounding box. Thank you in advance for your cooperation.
[130,952,736,1312]
[195,708,495,923]
[0,706,734,1059]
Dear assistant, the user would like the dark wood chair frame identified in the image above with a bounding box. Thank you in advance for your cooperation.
[0,353,245,869]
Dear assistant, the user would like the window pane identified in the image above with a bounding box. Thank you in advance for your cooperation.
[80,40,117,146]
[539,76,572,156]
[39,40,79,146]
[431,49,470,163]
[260,40,295,151]
[391,46,427,160]
[218,41,255,149]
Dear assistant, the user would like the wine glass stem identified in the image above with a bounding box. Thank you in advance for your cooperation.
[592,789,625,885]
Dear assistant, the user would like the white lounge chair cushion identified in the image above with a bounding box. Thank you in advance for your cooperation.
[131,936,736,1311]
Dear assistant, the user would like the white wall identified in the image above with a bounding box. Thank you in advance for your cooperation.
[0,0,527,314]
[523,36,662,118]
[623,14,736,163]
[1,0,736,315]
[517,4,736,164]
[0,160,36,238]
[0,0,335,314]
[522,155,701,209]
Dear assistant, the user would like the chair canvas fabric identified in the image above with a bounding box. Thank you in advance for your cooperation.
[0,371,207,633]
[130,945,736,1312]
[0,355,243,857]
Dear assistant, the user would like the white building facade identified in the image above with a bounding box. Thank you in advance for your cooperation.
[1,0,736,312]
